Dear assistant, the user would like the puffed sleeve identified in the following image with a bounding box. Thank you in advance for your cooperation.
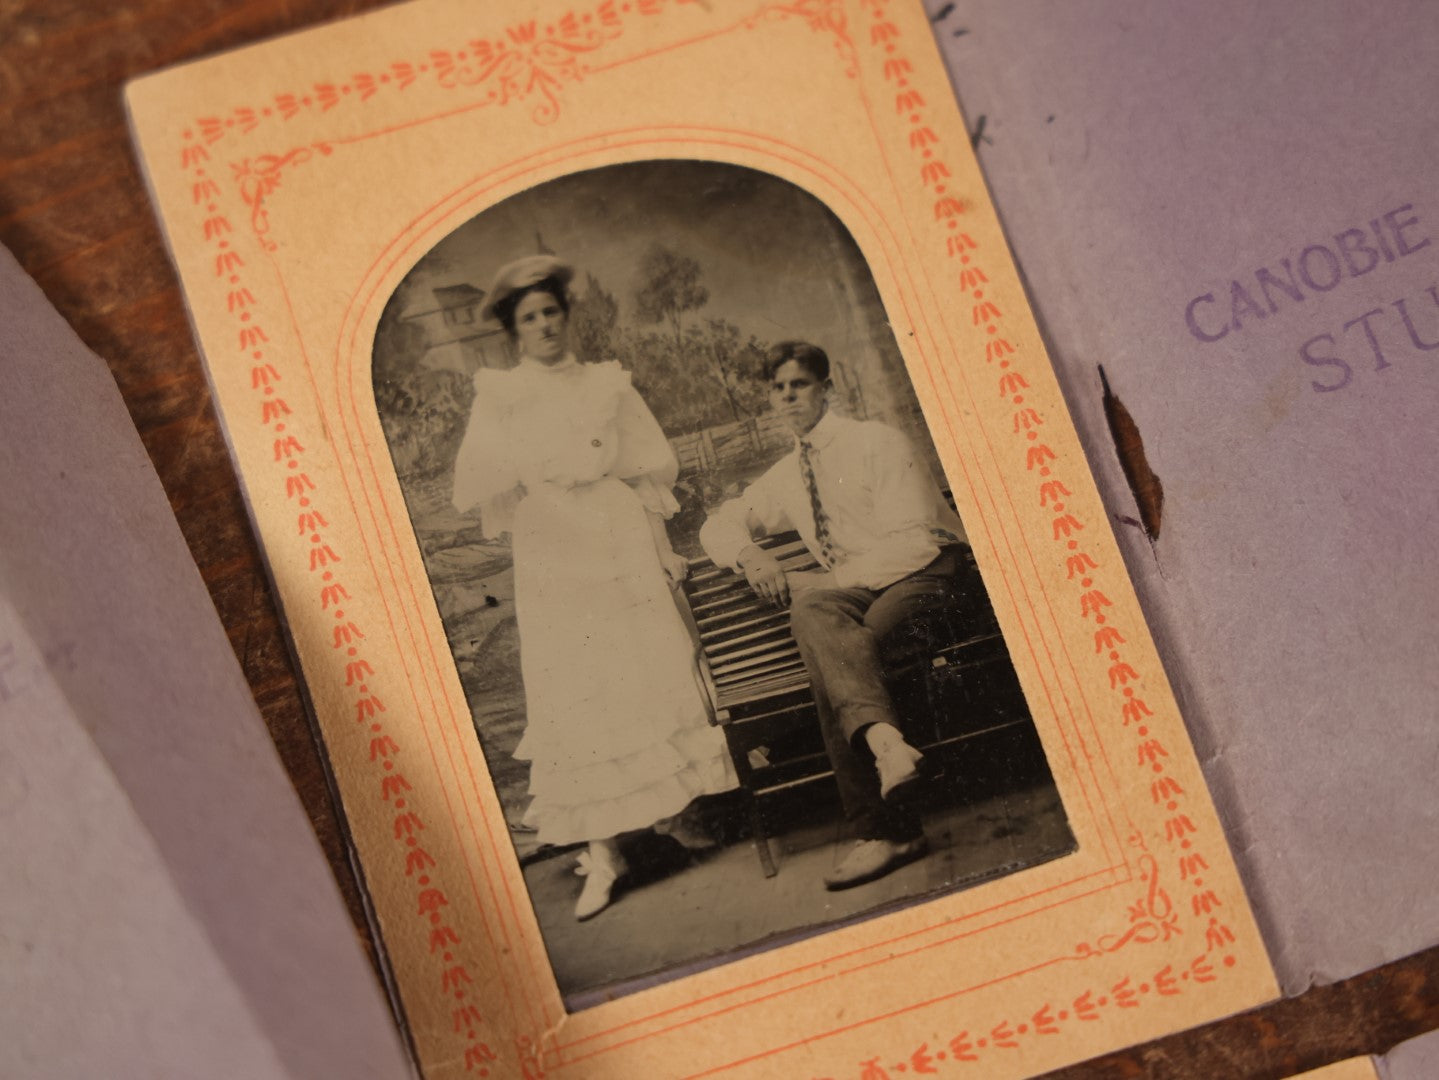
[450,370,522,538]
[609,371,680,518]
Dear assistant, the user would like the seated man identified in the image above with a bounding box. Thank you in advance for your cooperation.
[699,341,970,890]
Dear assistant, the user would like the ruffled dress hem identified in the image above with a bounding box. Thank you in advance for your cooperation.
[521,726,736,847]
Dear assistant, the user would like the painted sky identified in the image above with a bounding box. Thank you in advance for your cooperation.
[394,160,890,364]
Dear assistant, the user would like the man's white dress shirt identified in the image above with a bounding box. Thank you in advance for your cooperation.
[699,411,966,591]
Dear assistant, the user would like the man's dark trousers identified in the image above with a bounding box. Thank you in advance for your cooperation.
[787,546,969,844]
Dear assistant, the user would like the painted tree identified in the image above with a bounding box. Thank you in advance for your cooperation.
[633,243,709,348]
[569,271,621,363]
[632,244,752,426]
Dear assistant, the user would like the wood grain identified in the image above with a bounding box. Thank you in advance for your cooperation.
[2,3,1434,1075]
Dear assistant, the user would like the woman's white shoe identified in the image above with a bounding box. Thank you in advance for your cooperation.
[574,845,627,921]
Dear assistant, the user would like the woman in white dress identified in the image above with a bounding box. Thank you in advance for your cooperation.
[451,256,736,920]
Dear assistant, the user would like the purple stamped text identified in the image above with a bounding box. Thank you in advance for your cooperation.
[1183,203,1437,392]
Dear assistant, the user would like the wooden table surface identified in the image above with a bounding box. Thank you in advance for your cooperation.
[2,3,1435,1077]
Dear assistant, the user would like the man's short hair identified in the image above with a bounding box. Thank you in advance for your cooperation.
[761,341,830,383]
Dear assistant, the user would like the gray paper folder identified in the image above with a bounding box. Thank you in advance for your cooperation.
[936,0,1439,992]
[0,244,411,1079]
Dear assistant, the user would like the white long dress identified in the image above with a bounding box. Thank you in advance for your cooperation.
[451,355,735,846]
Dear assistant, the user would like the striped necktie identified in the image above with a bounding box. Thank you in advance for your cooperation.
[798,438,837,567]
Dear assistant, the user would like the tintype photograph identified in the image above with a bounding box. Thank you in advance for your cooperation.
[371,160,1075,1005]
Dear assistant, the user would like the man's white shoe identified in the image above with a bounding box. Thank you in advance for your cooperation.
[823,836,929,890]
[874,739,925,802]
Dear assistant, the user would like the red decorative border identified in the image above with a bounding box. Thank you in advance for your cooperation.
[781,860,1240,1080]
[166,1,1257,1075]
[198,0,857,251]
[780,4,1243,1072]
[183,85,510,1080]
[196,0,658,144]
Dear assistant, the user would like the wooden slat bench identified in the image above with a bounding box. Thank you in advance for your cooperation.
[680,534,1034,876]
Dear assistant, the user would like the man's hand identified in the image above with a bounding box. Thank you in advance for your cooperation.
[738,544,789,607]
[785,569,835,593]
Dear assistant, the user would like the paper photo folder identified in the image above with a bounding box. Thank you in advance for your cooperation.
[127,2,1284,1076]
[935,0,1439,995]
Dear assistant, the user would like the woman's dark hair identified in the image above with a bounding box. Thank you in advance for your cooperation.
[761,340,830,383]
[493,277,571,337]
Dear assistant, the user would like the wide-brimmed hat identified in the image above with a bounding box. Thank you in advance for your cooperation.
[479,255,575,324]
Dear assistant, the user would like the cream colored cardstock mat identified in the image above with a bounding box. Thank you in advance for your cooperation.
[128,2,1278,1076]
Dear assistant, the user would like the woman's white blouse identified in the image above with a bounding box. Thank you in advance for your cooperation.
[450,355,679,536]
